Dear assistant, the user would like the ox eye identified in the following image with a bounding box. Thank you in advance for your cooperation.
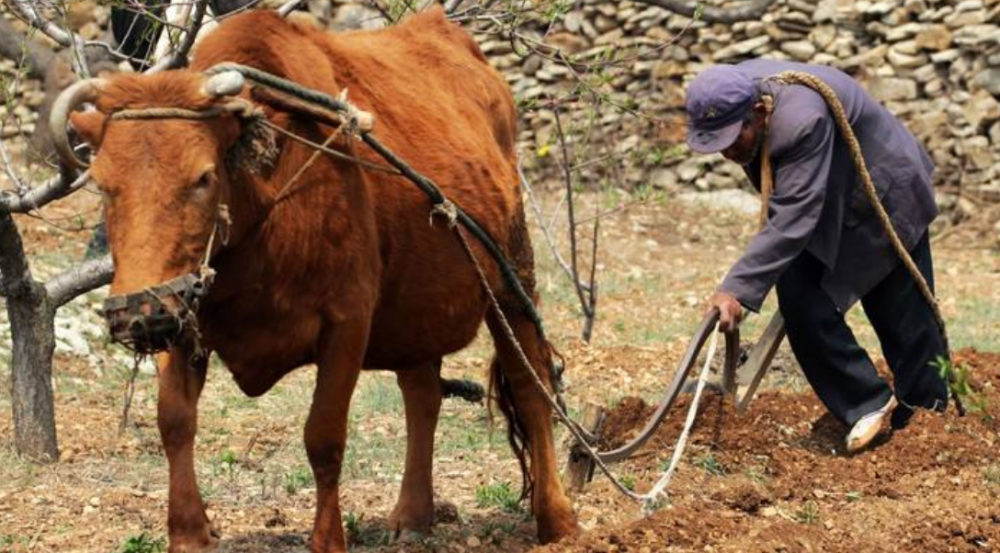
[193,170,215,190]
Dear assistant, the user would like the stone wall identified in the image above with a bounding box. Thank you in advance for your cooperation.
[448,0,1000,197]
[2,0,998,198]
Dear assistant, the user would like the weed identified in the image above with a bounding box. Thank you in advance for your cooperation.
[985,465,1000,487]
[475,481,523,513]
[694,452,727,476]
[795,502,820,524]
[745,463,770,485]
[620,474,637,491]
[119,532,166,553]
[845,491,863,503]
[481,520,519,544]
[220,449,237,477]
[933,357,990,417]
[343,512,390,547]
[284,465,313,495]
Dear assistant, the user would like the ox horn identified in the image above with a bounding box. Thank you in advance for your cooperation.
[50,78,106,170]
[202,71,246,98]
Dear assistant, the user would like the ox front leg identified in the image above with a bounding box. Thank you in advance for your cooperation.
[389,361,443,539]
[157,349,216,553]
[486,311,578,544]
[305,320,368,553]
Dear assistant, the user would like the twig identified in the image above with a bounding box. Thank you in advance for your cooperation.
[277,0,305,17]
[574,196,650,227]
[583,199,600,342]
[7,0,79,49]
[45,255,114,308]
[361,0,393,22]
[519,163,579,288]
[161,0,211,70]
[7,0,92,77]
[554,106,597,340]
[119,355,143,434]
[0,170,91,214]
[0,132,27,195]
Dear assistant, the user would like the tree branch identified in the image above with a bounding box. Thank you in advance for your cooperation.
[519,164,581,289]
[46,255,113,308]
[632,0,780,24]
[0,171,90,214]
[277,0,306,17]
[7,0,90,76]
[0,210,34,298]
[156,0,211,71]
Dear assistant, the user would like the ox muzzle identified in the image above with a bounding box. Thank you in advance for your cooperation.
[103,271,214,354]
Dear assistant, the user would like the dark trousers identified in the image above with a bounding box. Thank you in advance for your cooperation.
[776,233,948,426]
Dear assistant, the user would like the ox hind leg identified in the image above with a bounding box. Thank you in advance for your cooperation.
[157,349,216,553]
[485,308,577,543]
[389,360,443,539]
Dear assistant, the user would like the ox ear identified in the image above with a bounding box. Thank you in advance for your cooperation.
[69,110,107,149]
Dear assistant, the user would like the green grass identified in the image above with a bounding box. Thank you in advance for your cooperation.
[283,465,313,495]
[475,481,523,513]
[794,501,820,524]
[343,512,391,547]
[619,473,637,491]
[693,452,727,476]
[118,533,166,553]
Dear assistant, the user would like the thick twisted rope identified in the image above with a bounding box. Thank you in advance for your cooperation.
[762,71,960,413]
[434,203,722,506]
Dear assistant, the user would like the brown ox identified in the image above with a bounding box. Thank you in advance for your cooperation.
[58,7,576,552]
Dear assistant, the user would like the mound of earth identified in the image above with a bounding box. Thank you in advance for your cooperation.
[533,349,1000,553]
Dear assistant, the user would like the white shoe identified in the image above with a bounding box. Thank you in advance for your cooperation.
[845,395,898,453]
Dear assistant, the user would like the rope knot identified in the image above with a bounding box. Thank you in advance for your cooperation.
[337,89,373,137]
[429,199,459,228]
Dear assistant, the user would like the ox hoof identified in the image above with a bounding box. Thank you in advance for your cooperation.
[168,535,218,553]
[391,528,429,544]
[537,517,578,545]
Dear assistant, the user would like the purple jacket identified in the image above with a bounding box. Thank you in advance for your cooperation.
[720,59,937,312]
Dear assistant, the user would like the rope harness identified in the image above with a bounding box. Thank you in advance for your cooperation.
[95,64,959,507]
[760,71,960,414]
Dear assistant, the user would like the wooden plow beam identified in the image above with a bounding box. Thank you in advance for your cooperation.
[566,310,786,490]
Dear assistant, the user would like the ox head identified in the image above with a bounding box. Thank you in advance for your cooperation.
[53,71,256,353]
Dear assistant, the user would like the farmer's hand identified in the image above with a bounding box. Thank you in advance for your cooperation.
[707,291,743,332]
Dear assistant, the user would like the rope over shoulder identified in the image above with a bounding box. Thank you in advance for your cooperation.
[761,70,960,413]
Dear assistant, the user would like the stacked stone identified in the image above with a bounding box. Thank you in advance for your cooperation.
[2,0,997,199]
[400,0,1000,198]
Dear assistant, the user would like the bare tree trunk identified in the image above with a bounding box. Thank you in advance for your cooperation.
[0,210,58,462]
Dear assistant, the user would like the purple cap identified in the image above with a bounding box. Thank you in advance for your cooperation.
[686,65,757,153]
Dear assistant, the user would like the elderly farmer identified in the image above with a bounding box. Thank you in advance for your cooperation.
[686,60,948,453]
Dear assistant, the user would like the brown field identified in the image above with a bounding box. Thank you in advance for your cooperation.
[1,182,999,552]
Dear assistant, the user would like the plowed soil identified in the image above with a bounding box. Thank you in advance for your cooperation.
[531,349,1000,553]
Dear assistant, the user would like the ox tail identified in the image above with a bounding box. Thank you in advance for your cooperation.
[440,377,485,403]
[488,354,534,503]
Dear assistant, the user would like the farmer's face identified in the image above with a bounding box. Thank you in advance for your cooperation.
[722,105,765,166]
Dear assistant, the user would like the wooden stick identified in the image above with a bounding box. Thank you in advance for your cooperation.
[250,85,374,133]
[565,402,605,492]
[736,311,786,414]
